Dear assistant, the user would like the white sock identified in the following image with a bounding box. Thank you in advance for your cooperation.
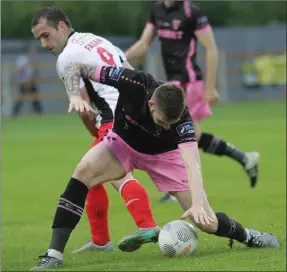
[47,249,63,261]
[244,228,250,243]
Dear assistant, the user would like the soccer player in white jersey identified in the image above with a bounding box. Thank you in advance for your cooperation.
[31,7,160,262]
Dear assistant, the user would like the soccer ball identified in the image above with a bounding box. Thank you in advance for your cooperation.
[158,220,198,257]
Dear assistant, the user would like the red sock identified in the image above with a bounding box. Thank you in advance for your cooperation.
[86,184,110,245]
[120,180,157,228]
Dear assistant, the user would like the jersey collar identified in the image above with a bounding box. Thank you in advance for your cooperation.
[68,30,76,40]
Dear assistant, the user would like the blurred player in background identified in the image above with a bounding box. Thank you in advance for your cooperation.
[30,7,160,260]
[125,0,260,203]
[12,47,43,117]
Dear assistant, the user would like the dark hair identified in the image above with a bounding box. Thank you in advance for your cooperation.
[31,7,72,29]
[154,83,185,121]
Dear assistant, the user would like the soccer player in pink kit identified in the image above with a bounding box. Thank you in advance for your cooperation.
[125,0,260,203]
[30,8,279,271]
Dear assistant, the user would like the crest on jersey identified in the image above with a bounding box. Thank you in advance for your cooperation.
[172,19,181,30]
[109,67,124,81]
[176,121,194,136]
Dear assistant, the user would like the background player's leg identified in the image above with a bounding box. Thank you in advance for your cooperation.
[194,119,260,188]
[31,142,126,271]
[186,81,259,188]
[31,93,43,115]
[12,86,25,117]
[172,190,280,248]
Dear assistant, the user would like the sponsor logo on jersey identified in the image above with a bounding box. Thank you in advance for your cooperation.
[172,19,181,30]
[109,67,124,81]
[176,121,194,136]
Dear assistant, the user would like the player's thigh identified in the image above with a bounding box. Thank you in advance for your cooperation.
[141,149,190,192]
[73,142,126,188]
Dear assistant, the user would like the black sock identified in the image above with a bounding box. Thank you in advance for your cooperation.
[198,133,247,166]
[48,178,89,253]
[214,212,247,243]
[32,100,42,114]
[12,100,23,116]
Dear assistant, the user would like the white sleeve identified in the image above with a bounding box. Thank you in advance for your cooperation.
[56,52,82,80]
[114,46,127,63]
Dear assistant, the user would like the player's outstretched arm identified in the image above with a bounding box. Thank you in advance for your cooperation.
[65,62,153,98]
[191,3,219,105]
[179,143,214,226]
[78,86,98,137]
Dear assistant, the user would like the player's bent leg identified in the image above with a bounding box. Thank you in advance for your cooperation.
[172,191,280,249]
[30,143,126,271]
[186,81,260,188]
[73,142,126,188]
[197,132,260,187]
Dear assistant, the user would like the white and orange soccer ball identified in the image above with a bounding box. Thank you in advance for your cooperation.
[158,220,198,257]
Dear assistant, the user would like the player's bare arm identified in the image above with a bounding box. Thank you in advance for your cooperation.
[179,144,214,226]
[78,86,98,137]
[125,24,155,62]
[196,29,219,105]
[62,63,95,113]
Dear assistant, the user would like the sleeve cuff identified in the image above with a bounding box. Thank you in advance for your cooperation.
[94,66,103,82]
[178,141,198,148]
[195,25,211,35]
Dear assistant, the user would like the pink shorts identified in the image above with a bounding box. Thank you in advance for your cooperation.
[103,131,190,192]
[168,80,212,121]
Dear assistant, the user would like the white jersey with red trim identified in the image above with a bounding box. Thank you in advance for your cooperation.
[56,31,124,127]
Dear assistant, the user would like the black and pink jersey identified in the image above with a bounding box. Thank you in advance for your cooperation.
[93,66,197,155]
[147,0,211,83]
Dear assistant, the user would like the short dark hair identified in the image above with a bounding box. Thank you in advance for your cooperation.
[154,83,185,121]
[31,7,72,29]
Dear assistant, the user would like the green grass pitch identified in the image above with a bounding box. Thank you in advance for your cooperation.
[2,100,286,271]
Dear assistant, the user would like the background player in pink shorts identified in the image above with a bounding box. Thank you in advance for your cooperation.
[125,0,260,202]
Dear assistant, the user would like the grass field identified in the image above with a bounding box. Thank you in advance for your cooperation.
[2,100,286,271]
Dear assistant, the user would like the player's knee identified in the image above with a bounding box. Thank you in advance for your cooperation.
[73,160,95,187]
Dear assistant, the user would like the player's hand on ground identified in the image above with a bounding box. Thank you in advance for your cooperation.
[68,96,96,113]
[180,205,214,226]
[204,88,219,105]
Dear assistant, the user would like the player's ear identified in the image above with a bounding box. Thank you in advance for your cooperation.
[148,99,155,110]
[58,21,66,33]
